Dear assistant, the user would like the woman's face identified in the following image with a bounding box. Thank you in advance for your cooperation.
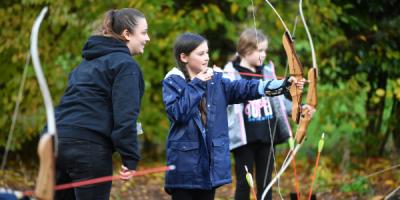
[182,41,209,74]
[125,18,150,55]
[243,40,267,67]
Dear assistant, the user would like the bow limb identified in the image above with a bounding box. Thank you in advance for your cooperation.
[30,7,57,200]
[295,0,318,143]
[299,0,317,70]
[295,68,317,143]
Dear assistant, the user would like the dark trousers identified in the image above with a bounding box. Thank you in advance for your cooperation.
[232,142,274,200]
[55,138,113,200]
[170,188,216,200]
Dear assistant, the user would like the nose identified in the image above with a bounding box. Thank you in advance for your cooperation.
[146,34,150,42]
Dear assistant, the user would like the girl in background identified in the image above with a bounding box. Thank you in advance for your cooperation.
[225,28,292,200]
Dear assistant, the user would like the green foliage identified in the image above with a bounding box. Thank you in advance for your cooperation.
[305,75,369,157]
[1,0,400,163]
[340,177,371,195]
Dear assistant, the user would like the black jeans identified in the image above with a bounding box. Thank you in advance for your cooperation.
[170,188,216,200]
[55,138,113,200]
[232,142,274,200]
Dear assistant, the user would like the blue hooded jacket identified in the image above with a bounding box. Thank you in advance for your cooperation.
[54,36,144,169]
[162,67,287,190]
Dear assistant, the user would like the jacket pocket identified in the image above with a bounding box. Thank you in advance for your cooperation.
[212,138,230,180]
[168,141,200,175]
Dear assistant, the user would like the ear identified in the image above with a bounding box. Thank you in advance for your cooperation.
[122,29,131,41]
[180,53,188,63]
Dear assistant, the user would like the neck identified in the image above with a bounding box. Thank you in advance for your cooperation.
[187,67,199,80]
[239,58,257,72]
[188,70,196,80]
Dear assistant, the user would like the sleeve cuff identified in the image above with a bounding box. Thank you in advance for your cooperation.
[258,79,285,95]
[123,158,139,170]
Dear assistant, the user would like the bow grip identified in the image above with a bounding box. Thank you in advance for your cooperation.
[35,133,55,200]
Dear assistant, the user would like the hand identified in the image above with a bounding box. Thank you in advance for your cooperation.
[212,64,223,72]
[195,67,213,82]
[301,104,316,118]
[288,77,306,90]
[119,165,136,181]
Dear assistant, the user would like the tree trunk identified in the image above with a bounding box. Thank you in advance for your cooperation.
[364,71,388,156]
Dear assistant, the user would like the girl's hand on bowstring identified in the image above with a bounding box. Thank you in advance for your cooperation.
[288,76,306,90]
[119,165,136,181]
[195,67,213,82]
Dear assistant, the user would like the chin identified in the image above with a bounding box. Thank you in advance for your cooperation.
[132,50,144,55]
[200,66,208,71]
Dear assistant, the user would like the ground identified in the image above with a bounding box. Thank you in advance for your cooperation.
[0,156,399,199]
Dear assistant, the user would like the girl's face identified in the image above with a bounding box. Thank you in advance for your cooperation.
[124,18,150,55]
[243,40,267,67]
[181,41,209,74]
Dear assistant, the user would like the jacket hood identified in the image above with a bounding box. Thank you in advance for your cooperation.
[164,67,185,80]
[82,36,131,60]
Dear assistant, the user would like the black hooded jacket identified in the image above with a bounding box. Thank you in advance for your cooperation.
[55,35,144,169]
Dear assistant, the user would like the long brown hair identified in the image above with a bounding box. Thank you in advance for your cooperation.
[94,8,145,41]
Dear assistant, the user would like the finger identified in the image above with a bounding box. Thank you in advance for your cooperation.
[119,170,127,176]
[120,175,132,181]
[289,77,298,84]
[208,69,214,77]
[121,165,128,172]
[120,170,130,174]
[201,67,209,74]
[296,82,305,88]
[119,171,132,178]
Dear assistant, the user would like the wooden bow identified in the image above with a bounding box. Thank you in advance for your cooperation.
[30,7,56,200]
[282,31,304,124]
[261,0,319,198]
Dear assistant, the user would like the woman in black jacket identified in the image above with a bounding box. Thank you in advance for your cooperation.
[54,8,150,200]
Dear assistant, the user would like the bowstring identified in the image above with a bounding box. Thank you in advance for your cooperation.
[1,52,30,171]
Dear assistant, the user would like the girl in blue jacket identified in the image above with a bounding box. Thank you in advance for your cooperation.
[162,33,304,200]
